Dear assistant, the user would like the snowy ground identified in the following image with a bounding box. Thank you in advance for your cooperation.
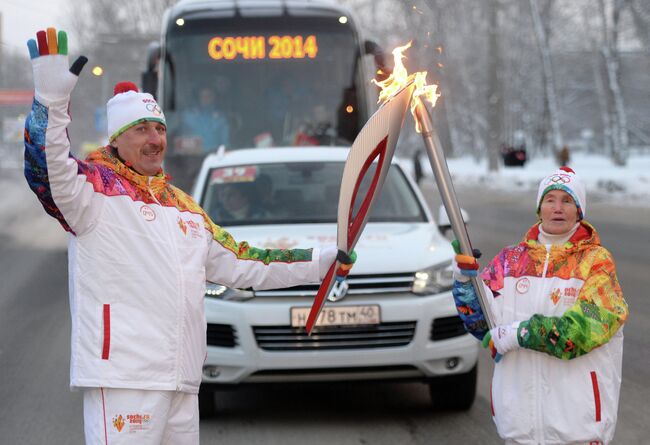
[429,151,650,208]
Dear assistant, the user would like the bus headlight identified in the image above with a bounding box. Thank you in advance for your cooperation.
[205,282,254,301]
[411,261,454,295]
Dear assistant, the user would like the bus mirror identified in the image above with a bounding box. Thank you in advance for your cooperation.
[364,40,391,80]
[142,42,161,98]
[363,40,380,55]
[141,71,158,98]
[146,41,161,71]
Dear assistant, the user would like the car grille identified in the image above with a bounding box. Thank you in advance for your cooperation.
[430,315,467,341]
[253,273,415,297]
[207,323,238,348]
[246,365,424,382]
[252,321,416,351]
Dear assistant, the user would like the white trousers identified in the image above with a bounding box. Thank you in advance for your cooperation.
[83,388,199,445]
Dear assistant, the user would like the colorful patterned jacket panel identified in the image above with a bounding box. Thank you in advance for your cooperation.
[453,221,627,360]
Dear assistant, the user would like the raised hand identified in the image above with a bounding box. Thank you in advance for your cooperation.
[27,28,88,104]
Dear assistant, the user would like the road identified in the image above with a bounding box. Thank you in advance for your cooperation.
[0,170,647,444]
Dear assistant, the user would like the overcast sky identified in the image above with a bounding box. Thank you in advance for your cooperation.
[1,0,77,55]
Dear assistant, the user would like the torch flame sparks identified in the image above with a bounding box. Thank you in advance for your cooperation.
[371,41,440,133]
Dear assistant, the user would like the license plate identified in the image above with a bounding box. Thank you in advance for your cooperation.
[291,305,380,328]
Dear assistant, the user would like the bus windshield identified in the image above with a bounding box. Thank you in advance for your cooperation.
[163,16,364,155]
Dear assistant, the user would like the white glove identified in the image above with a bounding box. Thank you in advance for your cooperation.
[318,246,338,280]
[27,28,87,105]
[489,322,522,355]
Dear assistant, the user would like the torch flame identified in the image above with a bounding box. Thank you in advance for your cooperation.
[371,41,440,133]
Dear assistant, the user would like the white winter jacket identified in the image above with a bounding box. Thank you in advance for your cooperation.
[453,222,627,444]
[24,98,320,394]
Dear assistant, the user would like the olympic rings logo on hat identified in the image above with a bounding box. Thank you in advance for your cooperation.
[145,103,162,115]
[545,174,571,185]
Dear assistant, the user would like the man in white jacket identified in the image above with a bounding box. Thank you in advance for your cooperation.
[24,28,346,444]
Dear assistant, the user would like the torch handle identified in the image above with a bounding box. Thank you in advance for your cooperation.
[414,99,495,329]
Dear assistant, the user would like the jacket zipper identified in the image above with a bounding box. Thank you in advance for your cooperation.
[541,246,551,278]
[535,247,552,444]
[147,178,184,392]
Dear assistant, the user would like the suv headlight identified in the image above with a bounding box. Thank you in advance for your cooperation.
[412,260,454,295]
[205,282,254,301]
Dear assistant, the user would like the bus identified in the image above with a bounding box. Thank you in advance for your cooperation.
[143,0,389,190]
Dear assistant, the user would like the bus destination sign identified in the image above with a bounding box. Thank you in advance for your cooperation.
[208,35,318,60]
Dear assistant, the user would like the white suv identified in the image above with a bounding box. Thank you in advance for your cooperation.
[192,147,478,414]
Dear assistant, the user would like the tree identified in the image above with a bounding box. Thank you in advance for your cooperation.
[597,0,630,165]
[486,0,503,171]
[529,0,564,158]
[628,0,650,46]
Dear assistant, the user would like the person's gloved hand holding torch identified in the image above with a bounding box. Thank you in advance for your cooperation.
[318,246,357,281]
[451,238,481,282]
[451,240,521,362]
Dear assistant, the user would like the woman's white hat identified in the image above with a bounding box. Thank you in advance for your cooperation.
[536,166,586,219]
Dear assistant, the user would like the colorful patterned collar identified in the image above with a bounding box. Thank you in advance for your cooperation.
[85,146,168,190]
[524,220,599,250]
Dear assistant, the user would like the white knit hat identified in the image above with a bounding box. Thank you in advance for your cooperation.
[107,81,166,142]
[536,166,586,219]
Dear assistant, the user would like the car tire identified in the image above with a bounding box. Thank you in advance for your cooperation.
[428,364,477,411]
[198,388,217,418]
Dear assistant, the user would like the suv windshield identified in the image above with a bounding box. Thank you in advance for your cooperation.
[164,16,363,153]
[201,162,426,226]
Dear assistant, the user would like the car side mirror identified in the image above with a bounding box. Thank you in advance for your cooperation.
[437,205,470,236]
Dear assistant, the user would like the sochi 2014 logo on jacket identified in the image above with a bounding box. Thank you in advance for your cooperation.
[112,414,125,432]
[550,287,578,306]
[550,288,561,305]
[177,216,202,239]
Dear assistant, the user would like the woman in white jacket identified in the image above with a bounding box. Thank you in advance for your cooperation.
[452,167,628,445]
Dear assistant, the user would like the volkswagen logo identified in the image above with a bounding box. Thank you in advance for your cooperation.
[327,279,349,302]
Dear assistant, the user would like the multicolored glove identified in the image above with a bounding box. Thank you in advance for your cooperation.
[334,249,357,282]
[27,28,88,105]
[318,246,357,280]
[451,239,482,283]
[482,322,521,363]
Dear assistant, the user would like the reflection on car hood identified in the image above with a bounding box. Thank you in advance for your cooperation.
[223,222,454,274]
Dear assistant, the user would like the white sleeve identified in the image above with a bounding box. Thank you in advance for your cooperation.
[204,228,320,290]
[24,98,103,235]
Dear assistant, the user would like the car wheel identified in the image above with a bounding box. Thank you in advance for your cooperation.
[428,364,477,411]
[198,388,217,418]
